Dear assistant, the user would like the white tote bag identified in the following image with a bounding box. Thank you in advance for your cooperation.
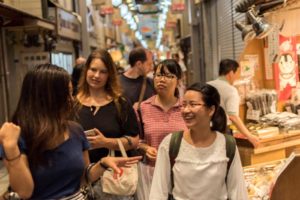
[101,139,138,196]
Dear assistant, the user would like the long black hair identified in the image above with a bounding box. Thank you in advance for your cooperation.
[186,83,227,133]
[154,59,182,97]
[12,64,73,166]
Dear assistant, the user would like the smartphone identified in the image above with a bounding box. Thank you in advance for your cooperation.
[84,129,96,136]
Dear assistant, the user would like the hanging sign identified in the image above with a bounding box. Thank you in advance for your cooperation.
[112,19,122,26]
[166,21,177,28]
[274,35,299,101]
[100,6,114,15]
[171,3,185,12]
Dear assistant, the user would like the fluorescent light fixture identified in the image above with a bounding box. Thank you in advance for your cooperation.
[130,22,137,30]
[120,4,129,17]
[112,0,122,7]
[134,15,139,23]
[124,12,132,21]
[159,45,164,52]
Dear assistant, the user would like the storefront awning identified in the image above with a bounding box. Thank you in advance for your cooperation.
[0,2,55,30]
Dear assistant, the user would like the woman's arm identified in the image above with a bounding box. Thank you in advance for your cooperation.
[226,147,248,200]
[138,143,157,161]
[81,150,142,184]
[149,140,171,200]
[87,131,139,151]
[0,123,34,199]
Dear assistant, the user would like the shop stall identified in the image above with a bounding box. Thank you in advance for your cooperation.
[243,151,300,200]
[232,1,300,199]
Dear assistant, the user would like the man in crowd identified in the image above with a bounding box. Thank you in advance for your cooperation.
[120,47,155,105]
[208,59,260,147]
[71,57,86,96]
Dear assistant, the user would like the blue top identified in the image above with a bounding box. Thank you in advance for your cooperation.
[0,121,90,200]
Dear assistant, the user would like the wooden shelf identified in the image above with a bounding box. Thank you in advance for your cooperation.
[235,131,300,166]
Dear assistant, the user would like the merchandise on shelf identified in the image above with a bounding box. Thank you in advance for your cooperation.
[245,90,278,122]
[244,159,284,199]
[243,152,300,200]
[260,112,300,131]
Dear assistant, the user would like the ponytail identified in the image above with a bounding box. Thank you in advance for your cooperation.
[211,106,227,133]
[186,83,227,133]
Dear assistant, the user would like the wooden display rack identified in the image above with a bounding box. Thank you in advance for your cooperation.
[235,131,300,166]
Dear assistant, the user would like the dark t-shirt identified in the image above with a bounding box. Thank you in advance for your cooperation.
[0,121,90,200]
[119,74,155,105]
[77,98,139,162]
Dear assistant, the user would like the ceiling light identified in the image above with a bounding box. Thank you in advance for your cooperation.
[134,15,139,23]
[246,7,273,39]
[120,4,129,17]
[235,21,256,42]
[112,0,122,7]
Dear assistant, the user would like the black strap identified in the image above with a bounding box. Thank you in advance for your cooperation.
[224,134,236,183]
[136,76,147,140]
[137,108,145,139]
[168,132,236,193]
[169,131,184,190]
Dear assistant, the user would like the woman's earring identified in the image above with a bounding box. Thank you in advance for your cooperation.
[210,121,213,127]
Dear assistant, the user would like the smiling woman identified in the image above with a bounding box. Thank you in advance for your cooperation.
[76,49,140,200]
[149,83,248,200]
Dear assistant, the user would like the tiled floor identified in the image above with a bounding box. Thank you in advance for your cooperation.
[0,160,9,195]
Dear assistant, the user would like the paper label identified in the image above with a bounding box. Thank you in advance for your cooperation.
[246,110,260,121]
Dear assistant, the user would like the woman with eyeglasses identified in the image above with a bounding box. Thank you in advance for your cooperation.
[149,83,247,200]
[136,59,186,200]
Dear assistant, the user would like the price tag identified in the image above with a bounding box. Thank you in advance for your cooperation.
[246,110,261,121]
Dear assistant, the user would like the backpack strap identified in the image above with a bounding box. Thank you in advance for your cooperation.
[169,131,184,190]
[224,134,236,183]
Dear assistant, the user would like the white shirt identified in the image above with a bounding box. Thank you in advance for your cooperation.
[149,132,248,200]
[208,77,240,124]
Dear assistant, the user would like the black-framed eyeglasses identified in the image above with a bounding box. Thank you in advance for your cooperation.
[153,73,176,80]
[182,102,206,109]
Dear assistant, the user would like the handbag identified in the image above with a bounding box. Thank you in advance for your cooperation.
[101,139,138,196]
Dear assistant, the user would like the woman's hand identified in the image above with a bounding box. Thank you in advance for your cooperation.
[145,146,157,161]
[0,122,20,148]
[100,156,142,174]
[87,128,107,149]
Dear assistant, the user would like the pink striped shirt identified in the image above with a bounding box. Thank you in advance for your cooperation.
[140,95,186,150]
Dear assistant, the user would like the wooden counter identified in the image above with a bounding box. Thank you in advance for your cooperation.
[235,131,300,166]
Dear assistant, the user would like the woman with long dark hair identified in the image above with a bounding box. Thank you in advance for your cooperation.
[0,64,140,200]
[149,83,247,200]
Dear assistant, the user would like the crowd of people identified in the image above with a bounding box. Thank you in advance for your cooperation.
[0,47,255,200]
